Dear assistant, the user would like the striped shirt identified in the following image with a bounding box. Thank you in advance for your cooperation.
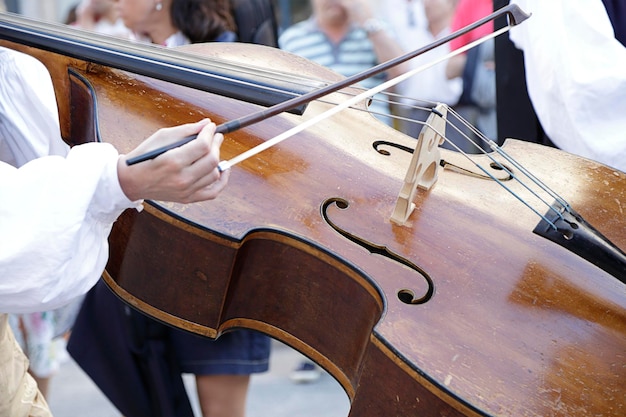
[278,18,391,124]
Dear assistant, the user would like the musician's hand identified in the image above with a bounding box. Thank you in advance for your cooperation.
[118,119,230,203]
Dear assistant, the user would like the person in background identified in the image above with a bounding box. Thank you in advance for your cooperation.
[115,0,236,46]
[67,2,272,417]
[0,45,228,417]
[278,0,409,126]
[71,0,131,38]
[376,0,426,36]
[442,0,496,151]
[508,0,626,173]
[7,309,73,403]
[373,0,423,130]
[378,0,461,138]
[445,0,492,80]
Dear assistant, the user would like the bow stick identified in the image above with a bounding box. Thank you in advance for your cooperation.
[126,3,530,166]
[217,25,509,172]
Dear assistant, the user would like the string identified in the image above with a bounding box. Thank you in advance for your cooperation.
[413,104,568,230]
[320,95,570,231]
[208,56,571,231]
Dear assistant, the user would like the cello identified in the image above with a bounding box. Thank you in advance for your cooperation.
[1,5,625,416]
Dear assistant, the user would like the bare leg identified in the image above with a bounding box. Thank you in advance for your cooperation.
[30,374,50,399]
[195,374,250,417]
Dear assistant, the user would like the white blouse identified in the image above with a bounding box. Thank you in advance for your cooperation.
[0,47,139,313]
[509,0,626,172]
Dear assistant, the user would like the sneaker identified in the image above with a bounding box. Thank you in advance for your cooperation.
[289,360,322,383]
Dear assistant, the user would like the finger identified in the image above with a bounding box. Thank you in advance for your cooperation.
[189,167,230,202]
[126,118,212,162]
[165,120,216,166]
[195,122,224,161]
[211,133,225,158]
[180,129,224,190]
[183,151,222,191]
[187,165,222,193]
[165,118,213,147]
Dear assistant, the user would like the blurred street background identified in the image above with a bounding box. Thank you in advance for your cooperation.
[48,338,350,417]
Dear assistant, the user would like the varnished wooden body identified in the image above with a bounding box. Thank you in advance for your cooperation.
[2,39,625,417]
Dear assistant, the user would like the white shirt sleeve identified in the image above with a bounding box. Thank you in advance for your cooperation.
[0,47,141,313]
[509,0,626,172]
[0,47,70,166]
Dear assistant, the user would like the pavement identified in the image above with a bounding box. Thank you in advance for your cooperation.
[47,339,351,417]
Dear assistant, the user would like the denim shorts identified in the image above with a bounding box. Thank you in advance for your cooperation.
[170,327,271,375]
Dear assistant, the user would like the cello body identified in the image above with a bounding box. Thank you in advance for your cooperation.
[2,30,625,417]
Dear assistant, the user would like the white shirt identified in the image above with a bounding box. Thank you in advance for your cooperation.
[509,0,626,172]
[91,18,132,39]
[377,0,461,106]
[129,31,190,48]
[398,25,462,106]
[0,49,69,167]
[0,47,139,313]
